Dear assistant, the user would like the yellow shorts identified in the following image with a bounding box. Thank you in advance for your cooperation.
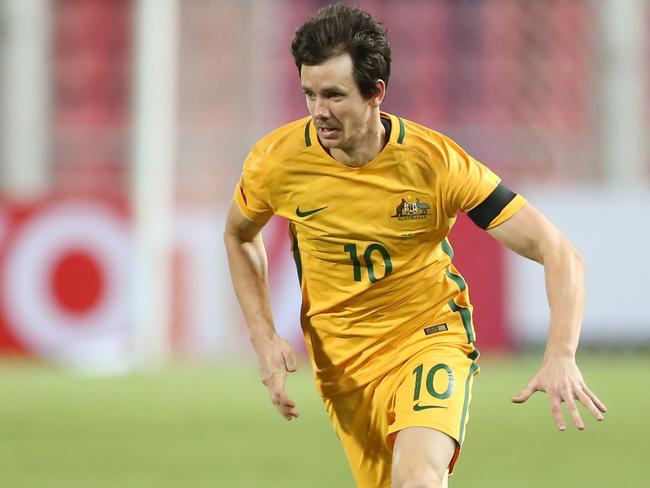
[322,342,480,488]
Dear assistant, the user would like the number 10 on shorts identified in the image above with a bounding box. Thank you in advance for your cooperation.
[413,363,455,401]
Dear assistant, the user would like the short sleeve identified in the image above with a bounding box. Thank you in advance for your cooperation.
[439,135,526,229]
[233,144,274,223]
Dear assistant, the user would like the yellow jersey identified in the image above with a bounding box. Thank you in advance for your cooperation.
[234,113,525,396]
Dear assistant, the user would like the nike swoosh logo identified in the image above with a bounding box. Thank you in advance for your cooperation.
[296,206,328,218]
[413,403,448,411]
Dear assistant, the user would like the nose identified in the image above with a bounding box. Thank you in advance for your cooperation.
[312,97,330,119]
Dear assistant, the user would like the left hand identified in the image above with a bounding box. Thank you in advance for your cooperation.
[512,355,607,431]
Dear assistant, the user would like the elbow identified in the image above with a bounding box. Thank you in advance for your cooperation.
[551,237,584,272]
[568,242,584,271]
[223,230,233,256]
[223,223,239,250]
[222,225,231,246]
[538,235,583,270]
[223,223,256,249]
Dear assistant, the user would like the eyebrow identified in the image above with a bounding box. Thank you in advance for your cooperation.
[301,85,348,94]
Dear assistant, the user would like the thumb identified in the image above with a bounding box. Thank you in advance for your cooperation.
[512,381,537,404]
[283,347,298,373]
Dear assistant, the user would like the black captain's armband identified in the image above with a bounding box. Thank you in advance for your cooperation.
[467,182,517,229]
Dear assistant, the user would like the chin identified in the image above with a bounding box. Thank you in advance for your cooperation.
[320,138,342,149]
[322,140,339,149]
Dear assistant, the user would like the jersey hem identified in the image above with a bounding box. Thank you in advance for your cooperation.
[233,183,272,223]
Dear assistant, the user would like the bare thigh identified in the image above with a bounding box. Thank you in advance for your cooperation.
[391,426,455,488]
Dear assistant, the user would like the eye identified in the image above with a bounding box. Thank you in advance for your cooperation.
[304,90,316,99]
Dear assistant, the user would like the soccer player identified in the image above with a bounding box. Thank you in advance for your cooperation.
[223,4,607,487]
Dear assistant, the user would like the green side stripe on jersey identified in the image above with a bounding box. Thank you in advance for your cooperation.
[304,120,312,147]
[458,360,479,445]
[441,239,454,260]
[448,299,475,343]
[290,227,303,284]
[446,269,467,292]
[397,117,405,144]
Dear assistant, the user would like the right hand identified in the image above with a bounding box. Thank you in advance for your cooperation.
[254,334,300,421]
[511,355,607,431]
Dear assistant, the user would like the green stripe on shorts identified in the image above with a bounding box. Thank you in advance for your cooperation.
[458,360,479,445]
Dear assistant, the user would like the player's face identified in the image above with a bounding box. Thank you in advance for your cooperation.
[301,53,382,151]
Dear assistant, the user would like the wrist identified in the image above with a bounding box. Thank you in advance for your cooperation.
[543,348,576,364]
[249,328,278,349]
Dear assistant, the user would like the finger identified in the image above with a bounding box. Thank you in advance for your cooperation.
[280,407,300,421]
[284,403,300,420]
[549,394,566,431]
[272,384,296,411]
[276,394,300,420]
[263,368,299,420]
[576,389,604,421]
[512,381,537,403]
[562,390,584,430]
[583,385,607,413]
[277,393,294,408]
[283,348,298,373]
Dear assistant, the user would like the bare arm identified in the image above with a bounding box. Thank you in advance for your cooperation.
[487,203,607,430]
[223,201,299,420]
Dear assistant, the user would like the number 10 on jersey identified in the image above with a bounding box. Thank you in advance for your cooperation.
[343,243,393,283]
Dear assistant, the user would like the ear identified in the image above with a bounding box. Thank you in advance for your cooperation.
[369,79,386,108]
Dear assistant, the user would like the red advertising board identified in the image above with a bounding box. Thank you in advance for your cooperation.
[0,196,132,364]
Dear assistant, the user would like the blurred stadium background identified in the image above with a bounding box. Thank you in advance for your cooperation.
[0,0,648,486]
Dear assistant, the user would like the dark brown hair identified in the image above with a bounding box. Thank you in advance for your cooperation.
[290,3,391,99]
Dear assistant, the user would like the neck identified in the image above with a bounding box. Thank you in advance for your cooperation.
[330,115,386,167]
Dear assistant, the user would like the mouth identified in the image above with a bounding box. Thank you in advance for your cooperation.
[317,126,340,139]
